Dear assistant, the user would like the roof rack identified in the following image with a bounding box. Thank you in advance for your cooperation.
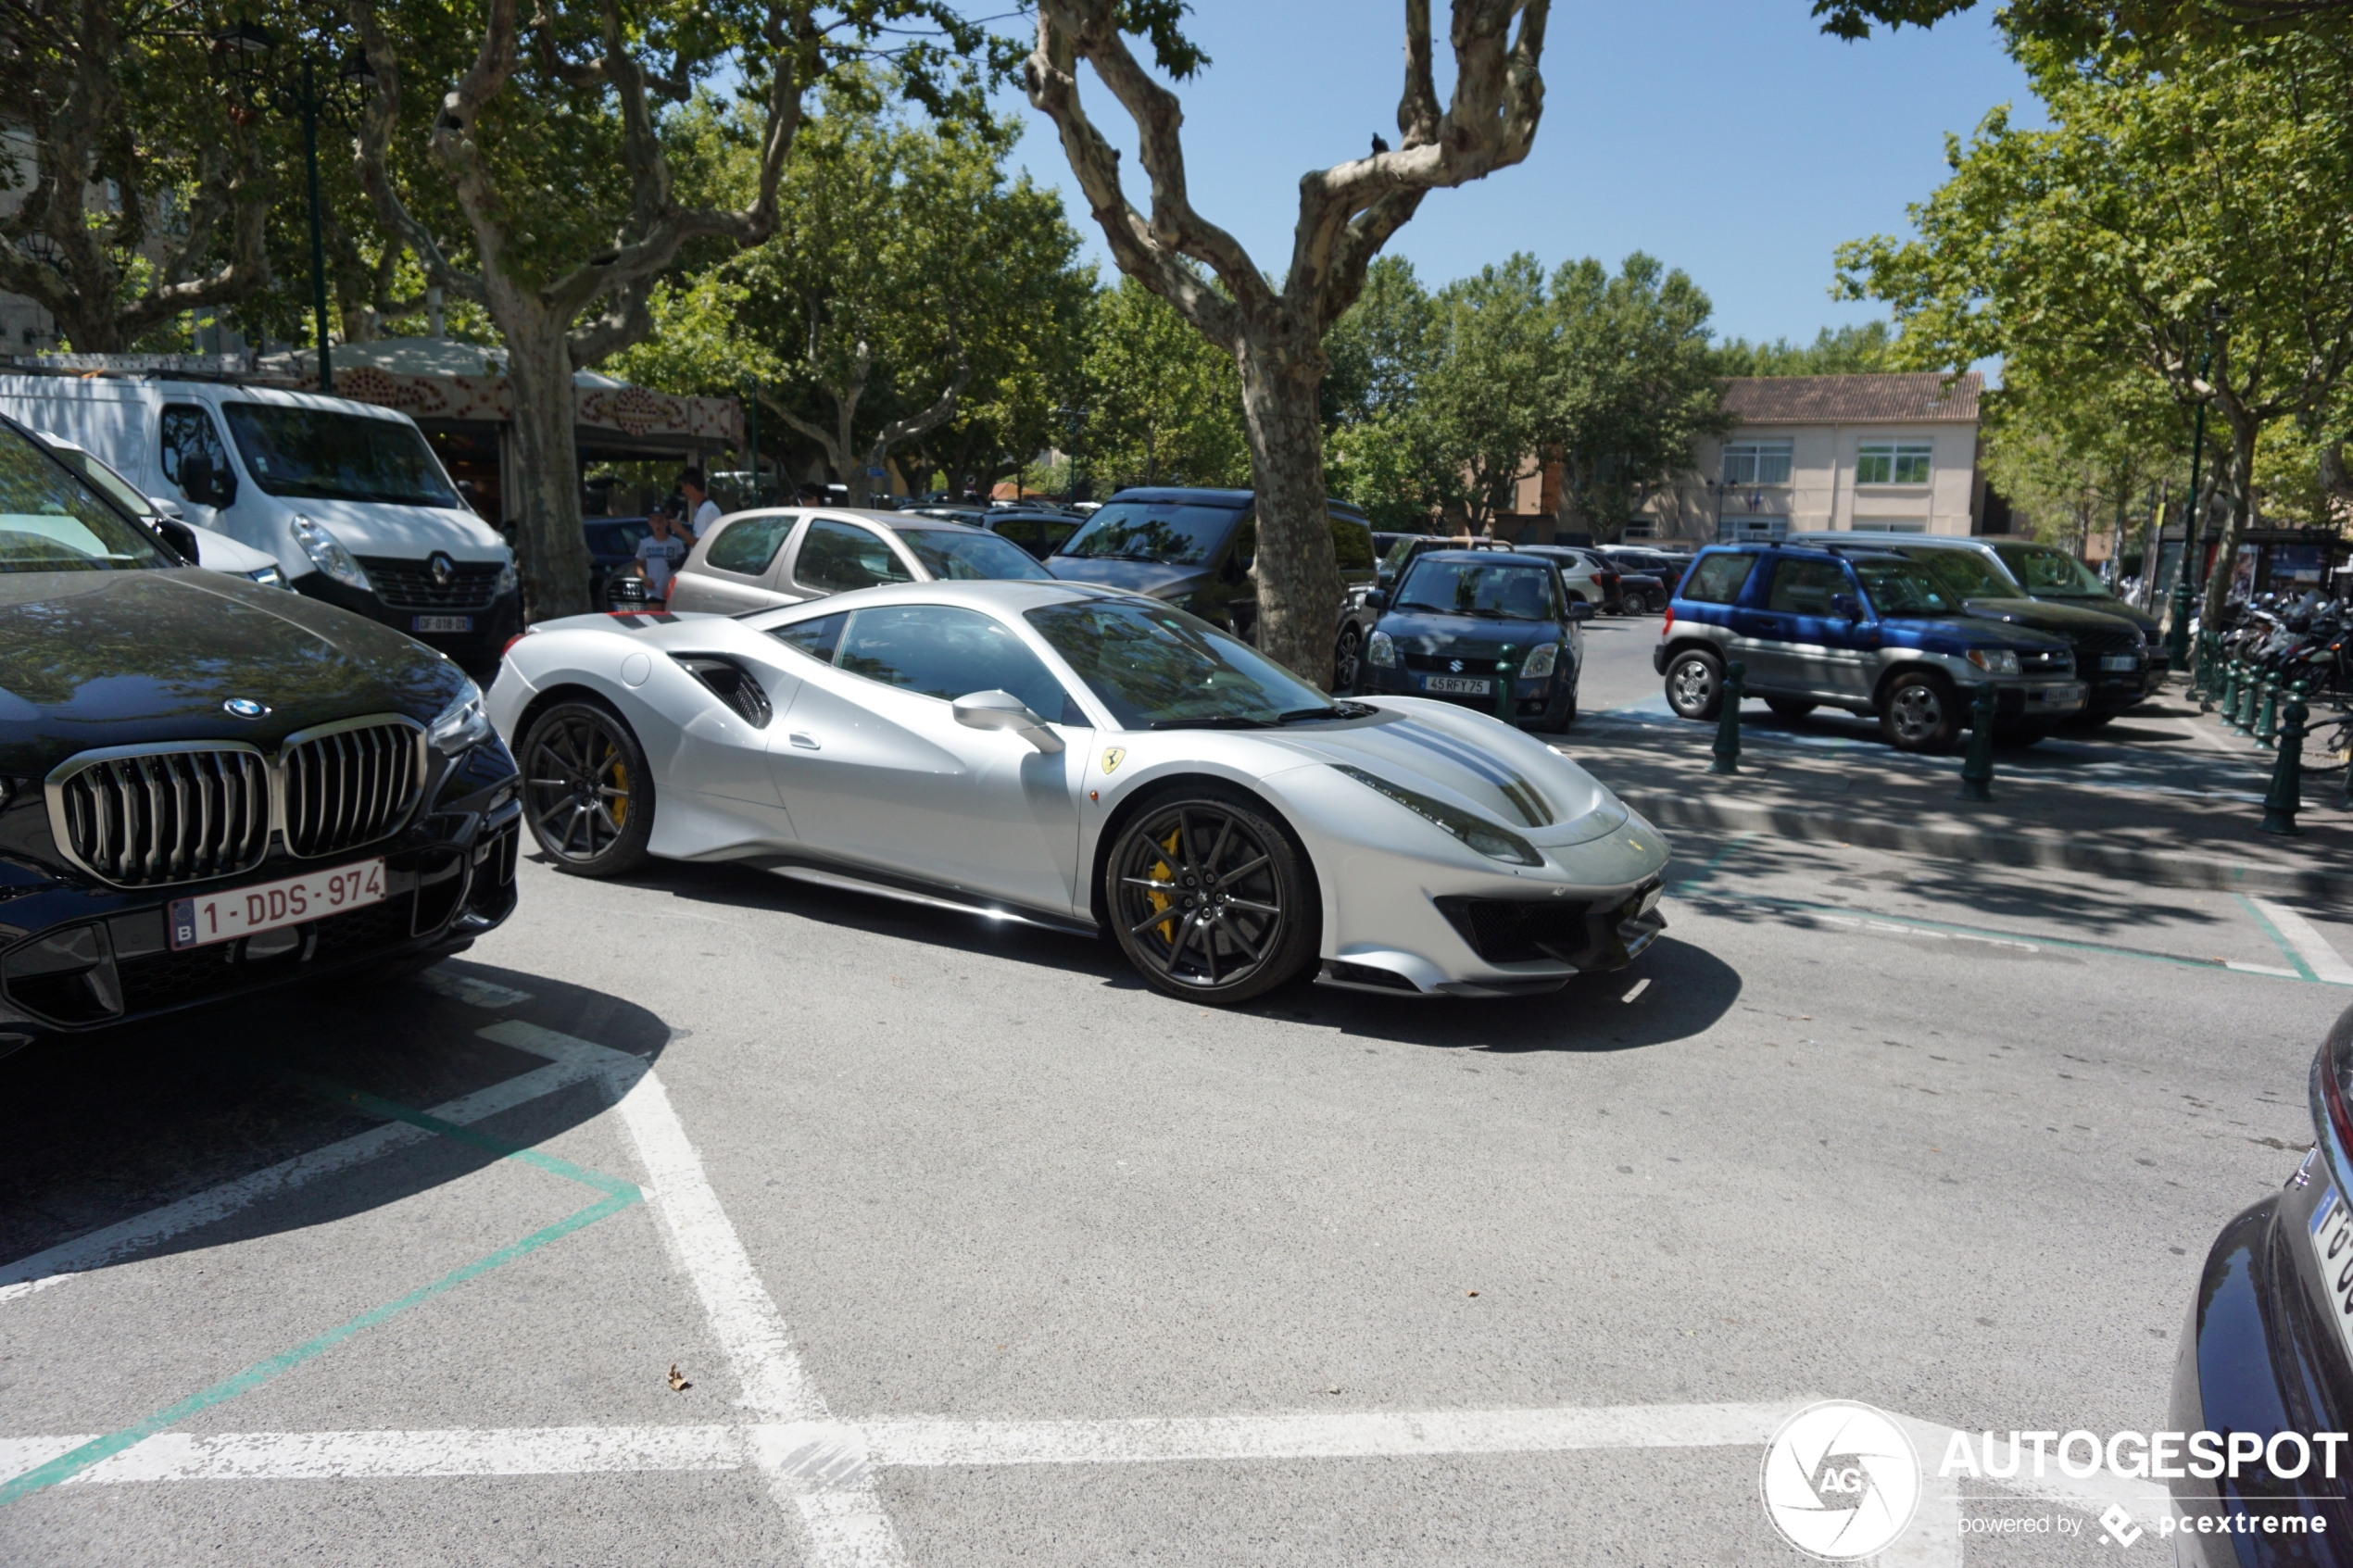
[5,352,264,383]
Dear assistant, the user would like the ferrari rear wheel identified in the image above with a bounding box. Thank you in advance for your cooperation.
[522,699,654,877]
[1106,788,1318,1005]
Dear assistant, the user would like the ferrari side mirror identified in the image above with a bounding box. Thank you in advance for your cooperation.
[952,689,1065,753]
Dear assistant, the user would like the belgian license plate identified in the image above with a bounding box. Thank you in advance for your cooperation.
[2309,1184,2353,1369]
[168,859,387,951]
[2029,682,2087,709]
[1424,675,1491,695]
[2099,654,2139,671]
[412,614,472,633]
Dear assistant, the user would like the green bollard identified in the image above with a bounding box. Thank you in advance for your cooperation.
[2196,633,2220,709]
[2219,658,2240,725]
[1709,659,1745,775]
[1493,645,1516,723]
[1957,681,1997,801]
[2260,685,2309,834]
[2234,663,2259,731]
[2257,675,2281,747]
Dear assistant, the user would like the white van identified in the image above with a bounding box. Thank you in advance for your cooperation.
[0,374,518,665]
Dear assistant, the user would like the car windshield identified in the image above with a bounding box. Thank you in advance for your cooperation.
[43,441,153,518]
[1055,501,1242,566]
[1885,546,2023,601]
[1393,560,1561,621]
[1026,598,1338,728]
[221,403,460,508]
[1994,543,2109,598]
[895,527,1052,582]
[1851,555,1964,617]
[0,422,172,573]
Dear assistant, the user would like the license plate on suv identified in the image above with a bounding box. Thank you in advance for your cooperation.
[2026,682,2087,709]
[168,859,387,950]
[2099,654,2139,671]
[1424,675,1491,695]
[412,614,473,633]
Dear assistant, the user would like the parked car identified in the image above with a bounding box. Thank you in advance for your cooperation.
[582,515,655,609]
[33,430,288,588]
[490,579,1668,1004]
[0,411,522,1058]
[1655,543,2086,751]
[1047,487,1379,693]
[977,508,1086,561]
[1786,532,2166,722]
[0,372,520,669]
[1790,530,2160,643]
[1358,550,1594,730]
[1378,532,1506,588]
[2169,1000,2353,1555]
[1509,545,1619,609]
[666,508,1051,615]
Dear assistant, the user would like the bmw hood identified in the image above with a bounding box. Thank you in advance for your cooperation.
[1043,557,1210,600]
[276,497,507,562]
[1264,702,1625,848]
[0,569,470,777]
[1375,610,1565,663]
[1959,597,2146,642]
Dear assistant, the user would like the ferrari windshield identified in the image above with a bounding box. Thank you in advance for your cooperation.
[221,403,460,508]
[895,527,1052,582]
[1393,560,1561,620]
[1026,598,1334,727]
[1994,543,2110,598]
[0,422,172,573]
[1850,555,1964,617]
[1055,501,1243,566]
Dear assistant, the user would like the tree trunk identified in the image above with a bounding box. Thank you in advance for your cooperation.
[497,301,594,621]
[1234,328,1340,685]
[2199,416,2260,630]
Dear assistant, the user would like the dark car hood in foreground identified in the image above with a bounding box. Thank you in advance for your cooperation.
[1957,596,2147,641]
[0,569,467,777]
[1377,608,1567,662]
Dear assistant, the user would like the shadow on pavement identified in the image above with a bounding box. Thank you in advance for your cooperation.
[0,960,671,1285]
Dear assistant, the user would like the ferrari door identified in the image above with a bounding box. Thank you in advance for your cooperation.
[763,604,1089,915]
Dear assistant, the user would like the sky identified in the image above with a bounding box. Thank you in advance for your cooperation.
[988,0,2043,349]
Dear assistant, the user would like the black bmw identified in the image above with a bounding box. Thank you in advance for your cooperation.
[0,414,521,1058]
[1355,549,1594,730]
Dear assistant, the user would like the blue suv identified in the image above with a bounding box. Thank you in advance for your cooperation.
[1652,544,2087,751]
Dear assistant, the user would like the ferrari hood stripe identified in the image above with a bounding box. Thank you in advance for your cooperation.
[1383,720,1554,829]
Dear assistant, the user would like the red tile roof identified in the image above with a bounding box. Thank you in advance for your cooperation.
[1720,371,1982,426]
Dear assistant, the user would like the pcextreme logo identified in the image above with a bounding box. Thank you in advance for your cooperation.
[1760,1400,1923,1561]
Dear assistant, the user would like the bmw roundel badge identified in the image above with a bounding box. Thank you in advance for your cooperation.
[222,697,269,720]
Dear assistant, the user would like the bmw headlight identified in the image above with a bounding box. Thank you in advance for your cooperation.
[290,515,370,592]
[1367,630,1397,669]
[429,679,496,756]
[1520,643,1559,679]
[1335,764,1542,867]
[247,563,288,589]
[1966,648,2020,676]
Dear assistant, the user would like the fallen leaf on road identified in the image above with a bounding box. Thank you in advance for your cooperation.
[1466,1290,1479,1298]
[668,1363,690,1393]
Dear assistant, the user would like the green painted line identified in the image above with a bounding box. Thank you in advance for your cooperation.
[285,1073,637,1199]
[2235,894,2321,982]
[1671,831,1756,891]
[0,1185,636,1506]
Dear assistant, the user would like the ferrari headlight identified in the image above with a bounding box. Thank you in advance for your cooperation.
[1335,764,1542,867]
[429,679,495,756]
[1966,648,2020,676]
[1367,631,1397,669]
[290,515,370,591]
[1520,643,1559,679]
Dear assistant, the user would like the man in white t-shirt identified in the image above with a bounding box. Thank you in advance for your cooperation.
[633,507,690,603]
[680,467,722,540]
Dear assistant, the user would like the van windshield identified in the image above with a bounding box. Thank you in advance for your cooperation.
[221,404,460,508]
[1055,501,1242,566]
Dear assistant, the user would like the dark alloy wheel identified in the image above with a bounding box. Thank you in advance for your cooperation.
[1105,789,1318,1005]
[1666,648,1724,721]
[1332,624,1364,695]
[522,699,655,876]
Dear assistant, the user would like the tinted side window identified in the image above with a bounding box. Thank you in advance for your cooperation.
[772,610,847,663]
[1038,519,1079,555]
[1680,552,1757,605]
[795,520,912,594]
[1331,513,1375,571]
[158,404,233,505]
[1767,558,1851,616]
[706,513,797,576]
[835,605,1082,722]
[992,518,1042,555]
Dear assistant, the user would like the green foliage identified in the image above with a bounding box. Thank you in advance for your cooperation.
[1710,321,1896,378]
[1982,362,2190,550]
[1076,275,1251,490]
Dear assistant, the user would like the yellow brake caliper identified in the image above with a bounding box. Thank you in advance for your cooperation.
[608,759,629,827]
[1149,827,1181,943]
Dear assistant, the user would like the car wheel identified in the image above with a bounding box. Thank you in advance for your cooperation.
[1105,787,1319,1006]
[521,699,654,876]
[1880,671,1960,753]
[1665,648,1724,721]
[1332,624,1364,696]
[1764,697,1816,719]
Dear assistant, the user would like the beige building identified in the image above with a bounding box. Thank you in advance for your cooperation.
[1632,371,1986,546]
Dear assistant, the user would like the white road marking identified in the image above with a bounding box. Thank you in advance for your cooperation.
[2225,961,2307,980]
[1620,978,1651,1003]
[53,1426,744,1483]
[411,969,535,1009]
[2248,898,2353,985]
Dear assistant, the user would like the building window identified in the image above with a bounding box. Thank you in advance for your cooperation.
[1851,518,1928,533]
[1621,521,1656,540]
[1721,440,1793,486]
[1856,442,1932,485]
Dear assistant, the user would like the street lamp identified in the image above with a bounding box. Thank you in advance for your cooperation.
[210,22,376,394]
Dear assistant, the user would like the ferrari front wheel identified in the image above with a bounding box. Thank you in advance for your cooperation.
[1105,788,1318,1005]
[521,699,654,877]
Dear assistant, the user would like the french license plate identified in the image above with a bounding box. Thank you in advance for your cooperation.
[2309,1183,2353,1368]
[1424,675,1492,695]
[2028,682,2087,709]
[2099,654,2139,671]
[168,858,387,951]
[412,614,472,633]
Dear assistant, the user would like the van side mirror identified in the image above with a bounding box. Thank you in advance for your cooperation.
[951,689,1065,753]
[179,452,233,508]
[1831,593,1862,621]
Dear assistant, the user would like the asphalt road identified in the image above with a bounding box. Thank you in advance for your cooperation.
[5,760,2350,1565]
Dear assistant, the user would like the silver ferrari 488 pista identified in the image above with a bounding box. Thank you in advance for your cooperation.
[486,581,1669,1004]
